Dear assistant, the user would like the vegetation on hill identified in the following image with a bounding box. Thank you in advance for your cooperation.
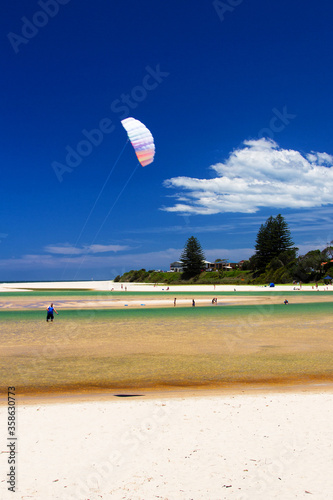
[114,216,333,285]
[114,268,253,285]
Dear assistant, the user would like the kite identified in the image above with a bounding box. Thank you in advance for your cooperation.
[69,118,155,274]
[121,117,155,166]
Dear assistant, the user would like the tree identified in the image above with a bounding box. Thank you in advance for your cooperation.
[180,236,205,279]
[254,214,295,271]
[294,249,325,282]
[322,242,333,261]
[272,214,295,255]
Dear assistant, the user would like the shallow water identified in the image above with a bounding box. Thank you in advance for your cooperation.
[1,302,333,394]
[1,300,333,320]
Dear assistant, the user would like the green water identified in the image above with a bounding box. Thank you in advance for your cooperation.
[0,301,332,322]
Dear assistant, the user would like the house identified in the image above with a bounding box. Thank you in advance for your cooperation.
[170,260,214,272]
[170,259,244,272]
[211,260,244,271]
[211,260,226,271]
[203,260,214,271]
[170,261,183,272]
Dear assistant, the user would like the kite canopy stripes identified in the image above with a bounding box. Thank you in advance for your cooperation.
[121,117,155,167]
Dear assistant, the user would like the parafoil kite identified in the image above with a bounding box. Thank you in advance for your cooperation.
[121,117,155,167]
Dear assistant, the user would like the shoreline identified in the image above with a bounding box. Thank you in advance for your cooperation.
[1,379,333,407]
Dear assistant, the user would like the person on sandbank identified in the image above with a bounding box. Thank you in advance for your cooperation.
[46,303,58,322]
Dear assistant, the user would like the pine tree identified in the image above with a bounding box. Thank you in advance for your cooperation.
[254,214,295,271]
[272,214,294,254]
[254,216,275,269]
[180,236,205,279]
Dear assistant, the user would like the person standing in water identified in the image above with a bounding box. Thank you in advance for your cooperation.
[46,303,58,322]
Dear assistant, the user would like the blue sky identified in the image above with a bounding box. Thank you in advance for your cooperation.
[1,0,333,281]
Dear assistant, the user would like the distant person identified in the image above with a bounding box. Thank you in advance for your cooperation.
[46,303,58,322]
[174,298,177,307]
[284,299,289,305]
[192,299,195,307]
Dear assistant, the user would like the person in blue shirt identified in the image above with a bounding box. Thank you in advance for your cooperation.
[46,303,58,322]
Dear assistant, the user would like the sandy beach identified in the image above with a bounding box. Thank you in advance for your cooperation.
[1,390,333,499]
[1,281,333,498]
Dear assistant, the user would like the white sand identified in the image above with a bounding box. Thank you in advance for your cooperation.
[1,280,332,293]
[0,280,113,292]
[1,391,332,499]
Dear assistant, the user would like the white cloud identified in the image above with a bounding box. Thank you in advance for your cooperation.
[87,244,130,254]
[162,138,333,214]
[306,152,333,166]
[44,243,130,255]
